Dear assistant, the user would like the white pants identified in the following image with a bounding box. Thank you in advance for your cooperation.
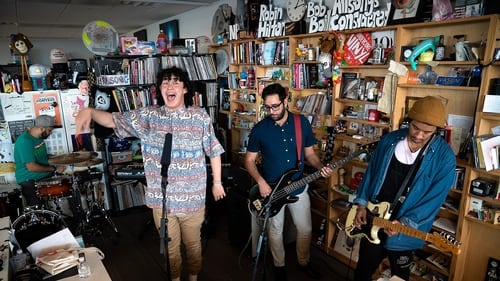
[251,185,312,267]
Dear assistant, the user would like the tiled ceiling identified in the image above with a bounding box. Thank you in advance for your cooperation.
[0,0,216,40]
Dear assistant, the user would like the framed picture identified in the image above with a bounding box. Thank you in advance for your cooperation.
[133,29,147,41]
[159,20,179,44]
[483,257,499,281]
[388,0,426,25]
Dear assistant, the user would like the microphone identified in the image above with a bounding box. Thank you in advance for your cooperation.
[161,133,172,177]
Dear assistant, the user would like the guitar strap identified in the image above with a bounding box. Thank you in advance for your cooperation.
[389,133,437,216]
[293,113,302,166]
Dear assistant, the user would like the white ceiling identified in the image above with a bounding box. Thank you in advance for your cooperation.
[0,0,217,40]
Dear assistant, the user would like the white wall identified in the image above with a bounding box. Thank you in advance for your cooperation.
[0,0,237,68]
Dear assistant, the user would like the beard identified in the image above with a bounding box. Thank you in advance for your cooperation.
[269,108,286,122]
[41,131,50,139]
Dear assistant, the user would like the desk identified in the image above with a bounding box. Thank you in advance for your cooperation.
[59,249,111,281]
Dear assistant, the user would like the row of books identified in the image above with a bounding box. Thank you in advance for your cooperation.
[127,57,160,85]
[472,134,500,171]
[339,72,384,102]
[193,82,219,124]
[294,92,332,116]
[112,86,155,112]
[452,166,466,190]
[193,82,218,108]
[110,180,146,211]
[230,40,289,65]
[161,55,217,81]
[291,63,319,89]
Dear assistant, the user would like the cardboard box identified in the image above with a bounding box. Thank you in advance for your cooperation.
[111,151,133,164]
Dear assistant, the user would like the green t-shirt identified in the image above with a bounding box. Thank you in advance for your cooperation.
[14,131,52,183]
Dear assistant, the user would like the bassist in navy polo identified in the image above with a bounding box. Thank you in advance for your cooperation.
[352,96,456,281]
[245,83,332,281]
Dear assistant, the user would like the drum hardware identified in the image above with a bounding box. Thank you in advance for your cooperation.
[11,209,67,252]
[72,167,118,237]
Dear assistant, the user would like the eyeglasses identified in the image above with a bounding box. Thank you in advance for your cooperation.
[264,102,283,111]
[161,77,181,86]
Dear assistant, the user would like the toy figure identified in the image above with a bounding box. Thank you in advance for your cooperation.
[409,36,440,70]
[9,33,34,92]
[349,172,364,190]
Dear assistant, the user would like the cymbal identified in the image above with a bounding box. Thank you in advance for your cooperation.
[73,157,105,167]
[49,153,89,165]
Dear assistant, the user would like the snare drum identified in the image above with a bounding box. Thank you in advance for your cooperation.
[36,176,73,199]
[11,209,67,252]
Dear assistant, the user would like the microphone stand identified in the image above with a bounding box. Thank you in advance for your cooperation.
[251,186,279,281]
[159,132,173,281]
[160,176,172,281]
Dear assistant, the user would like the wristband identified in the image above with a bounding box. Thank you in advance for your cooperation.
[213,181,223,186]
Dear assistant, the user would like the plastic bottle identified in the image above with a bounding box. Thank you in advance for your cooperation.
[78,252,91,278]
[434,35,445,61]
[11,249,28,272]
[157,30,168,55]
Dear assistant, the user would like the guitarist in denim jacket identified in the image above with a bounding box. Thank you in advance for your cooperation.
[352,96,456,280]
[245,83,332,281]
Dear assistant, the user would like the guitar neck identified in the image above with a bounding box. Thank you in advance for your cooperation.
[373,216,429,241]
[280,149,367,197]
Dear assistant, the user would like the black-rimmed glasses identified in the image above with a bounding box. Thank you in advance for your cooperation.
[264,101,283,111]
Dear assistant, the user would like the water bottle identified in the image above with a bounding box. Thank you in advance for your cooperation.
[78,252,91,278]
[11,249,28,272]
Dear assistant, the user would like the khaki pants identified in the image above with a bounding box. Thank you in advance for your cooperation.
[152,206,205,279]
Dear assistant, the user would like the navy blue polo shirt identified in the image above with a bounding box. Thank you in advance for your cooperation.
[247,112,317,195]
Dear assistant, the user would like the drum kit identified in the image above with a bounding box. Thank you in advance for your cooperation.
[11,152,118,252]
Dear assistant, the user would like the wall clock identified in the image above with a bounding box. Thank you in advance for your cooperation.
[287,0,307,22]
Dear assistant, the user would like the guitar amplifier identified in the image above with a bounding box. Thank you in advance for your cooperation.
[470,178,497,197]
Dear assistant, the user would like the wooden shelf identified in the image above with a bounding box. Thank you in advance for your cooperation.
[222,15,500,281]
[464,216,500,230]
[397,83,479,92]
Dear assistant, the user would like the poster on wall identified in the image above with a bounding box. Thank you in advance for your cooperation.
[59,89,94,152]
[0,92,35,121]
[31,91,63,127]
[0,120,15,184]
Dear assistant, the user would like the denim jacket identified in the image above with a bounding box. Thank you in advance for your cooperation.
[353,128,456,251]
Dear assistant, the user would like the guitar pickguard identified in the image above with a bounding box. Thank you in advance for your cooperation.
[345,202,391,244]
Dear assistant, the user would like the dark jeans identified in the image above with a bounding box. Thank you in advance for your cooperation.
[20,180,43,208]
[353,232,414,281]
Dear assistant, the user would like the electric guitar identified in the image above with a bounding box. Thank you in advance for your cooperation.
[248,142,377,218]
[342,201,461,255]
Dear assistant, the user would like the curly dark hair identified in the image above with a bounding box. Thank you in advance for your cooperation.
[262,83,287,102]
[156,66,193,107]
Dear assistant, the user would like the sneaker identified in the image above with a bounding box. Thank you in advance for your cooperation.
[297,263,322,279]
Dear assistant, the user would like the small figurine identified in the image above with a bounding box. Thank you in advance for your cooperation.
[349,172,364,190]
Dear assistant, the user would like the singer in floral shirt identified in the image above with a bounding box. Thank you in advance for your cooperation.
[76,66,225,281]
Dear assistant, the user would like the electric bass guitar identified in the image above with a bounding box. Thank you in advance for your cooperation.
[342,201,461,255]
[248,142,377,218]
